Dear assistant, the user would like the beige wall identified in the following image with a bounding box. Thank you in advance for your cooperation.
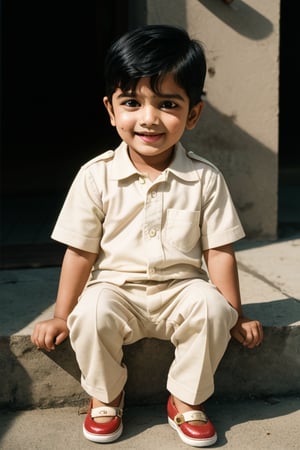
[138,0,280,239]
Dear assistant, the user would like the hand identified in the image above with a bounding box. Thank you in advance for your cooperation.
[31,317,69,352]
[230,316,263,348]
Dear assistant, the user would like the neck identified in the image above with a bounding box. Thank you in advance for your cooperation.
[128,147,174,176]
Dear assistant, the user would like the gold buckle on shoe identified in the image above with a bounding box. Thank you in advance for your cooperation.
[174,410,208,425]
[174,413,185,425]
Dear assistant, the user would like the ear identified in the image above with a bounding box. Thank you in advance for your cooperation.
[185,101,204,130]
[103,96,116,126]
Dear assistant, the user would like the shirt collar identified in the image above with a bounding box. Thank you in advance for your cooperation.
[167,142,199,182]
[110,141,139,180]
[110,140,199,182]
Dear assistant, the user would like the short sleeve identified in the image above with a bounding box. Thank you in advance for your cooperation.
[200,170,245,250]
[51,166,105,253]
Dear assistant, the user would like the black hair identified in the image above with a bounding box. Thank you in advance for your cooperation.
[104,24,206,108]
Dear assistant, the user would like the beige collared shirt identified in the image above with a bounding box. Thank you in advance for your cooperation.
[51,141,245,285]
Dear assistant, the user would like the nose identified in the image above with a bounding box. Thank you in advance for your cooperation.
[139,105,159,127]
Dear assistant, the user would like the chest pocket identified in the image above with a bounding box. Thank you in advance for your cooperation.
[166,209,200,253]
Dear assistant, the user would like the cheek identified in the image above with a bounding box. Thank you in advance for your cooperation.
[167,116,187,134]
[114,112,135,131]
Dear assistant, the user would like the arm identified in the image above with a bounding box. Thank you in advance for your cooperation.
[203,243,263,348]
[31,246,98,352]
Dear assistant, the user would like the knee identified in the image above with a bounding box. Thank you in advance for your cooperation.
[190,288,235,327]
[77,287,133,334]
[68,288,115,335]
[205,291,238,331]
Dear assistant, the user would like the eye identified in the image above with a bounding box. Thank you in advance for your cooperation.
[121,99,140,108]
[160,100,177,109]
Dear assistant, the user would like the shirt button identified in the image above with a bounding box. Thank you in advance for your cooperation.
[149,228,156,237]
[151,191,157,198]
[139,176,145,184]
[149,267,155,275]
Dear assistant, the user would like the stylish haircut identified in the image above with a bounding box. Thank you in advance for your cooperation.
[104,24,207,108]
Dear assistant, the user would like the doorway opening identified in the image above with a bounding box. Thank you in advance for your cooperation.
[1,2,129,267]
[278,1,300,237]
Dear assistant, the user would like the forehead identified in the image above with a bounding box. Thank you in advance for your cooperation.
[116,73,188,98]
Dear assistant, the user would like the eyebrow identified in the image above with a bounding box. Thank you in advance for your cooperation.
[116,92,185,101]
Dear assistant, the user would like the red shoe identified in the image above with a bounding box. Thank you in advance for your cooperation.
[167,395,217,447]
[83,392,124,443]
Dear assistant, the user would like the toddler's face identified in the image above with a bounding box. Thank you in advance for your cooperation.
[103,73,203,163]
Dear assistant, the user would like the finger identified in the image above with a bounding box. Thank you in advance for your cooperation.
[34,329,52,351]
[257,322,264,344]
[31,324,41,346]
[230,326,244,344]
[249,321,263,347]
[245,327,263,348]
[44,333,56,352]
[32,323,47,348]
[243,328,256,348]
[32,333,44,350]
[235,330,246,345]
[239,334,246,345]
[55,331,69,346]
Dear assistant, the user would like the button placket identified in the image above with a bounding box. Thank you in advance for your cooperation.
[143,186,164,277]
[149,228,156,237]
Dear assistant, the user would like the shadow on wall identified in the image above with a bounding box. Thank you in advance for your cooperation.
[199,0,273,39]
[182,102,278,239]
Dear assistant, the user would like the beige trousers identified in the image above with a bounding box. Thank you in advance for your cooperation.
[67,279,238,405]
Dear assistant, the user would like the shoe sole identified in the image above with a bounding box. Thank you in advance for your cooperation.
[168,417,217,447]
[83,422,123,443]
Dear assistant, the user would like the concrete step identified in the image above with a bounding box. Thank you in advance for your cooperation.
[1,235,300,409]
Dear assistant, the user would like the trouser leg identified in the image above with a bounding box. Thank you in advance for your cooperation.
[67,283,144,403]
[163,279,238,405]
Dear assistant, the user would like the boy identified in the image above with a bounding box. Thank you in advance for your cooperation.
[31,24,263,447]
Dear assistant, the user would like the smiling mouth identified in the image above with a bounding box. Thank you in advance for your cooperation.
[135,131,162,135]
[135,131,163,140]
[135,132,164,142]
